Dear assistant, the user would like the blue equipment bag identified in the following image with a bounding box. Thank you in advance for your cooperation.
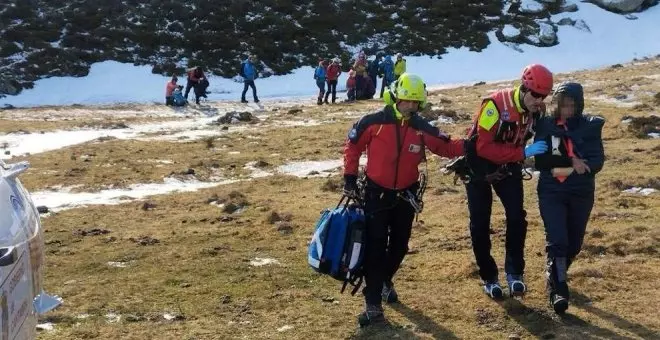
[308,195,366,295]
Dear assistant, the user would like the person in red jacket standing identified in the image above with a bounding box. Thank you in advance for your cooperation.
[464,64,552,299]
[325,58,342,104]
[344,73,465,327]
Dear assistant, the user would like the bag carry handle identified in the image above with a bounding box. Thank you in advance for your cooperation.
[340,274,364,296]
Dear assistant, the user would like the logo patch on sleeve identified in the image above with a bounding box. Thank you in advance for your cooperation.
[348,128,357,140]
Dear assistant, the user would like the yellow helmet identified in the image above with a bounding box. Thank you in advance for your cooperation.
[383,73,427,108]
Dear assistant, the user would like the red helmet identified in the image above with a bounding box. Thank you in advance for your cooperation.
[521,64,553,96]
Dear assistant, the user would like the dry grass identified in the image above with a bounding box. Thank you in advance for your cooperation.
[13,57,660,339]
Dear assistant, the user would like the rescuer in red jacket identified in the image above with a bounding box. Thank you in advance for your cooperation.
[464,64,552,300]
[343,73,465,327]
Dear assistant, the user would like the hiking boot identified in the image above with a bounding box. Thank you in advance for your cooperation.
[483,280,504,299]
[357,304,385,327]
[254,99,260,103]
[550,293,569,315]
[506,273,527,297]
[381,282,399,304]
[241,99,248,103]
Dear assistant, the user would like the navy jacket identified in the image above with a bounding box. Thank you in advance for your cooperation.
[534,113,605,193]
[534,82,605,194]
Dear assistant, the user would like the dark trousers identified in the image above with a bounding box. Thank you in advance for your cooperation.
[466,172,528,282]
[539,188,593,259]
[165,96,174,106]
[325,80,338,103]
[316,80,326,102]
[380,78,392,98]
[355,75,364,99]
[539,187,594,294]
[241,80,258,101]
[184,81,197,99]
[362,184,416,305]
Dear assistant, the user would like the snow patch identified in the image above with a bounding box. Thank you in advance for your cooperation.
[250,257,280,266]
[622,187,657,195]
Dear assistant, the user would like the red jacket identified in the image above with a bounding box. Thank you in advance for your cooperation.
[344,106,465,190]
[467,87,542,164]
[187,69,205,82]
[326,64,341,81]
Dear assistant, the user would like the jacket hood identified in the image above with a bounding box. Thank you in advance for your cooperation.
[554,82,584,116]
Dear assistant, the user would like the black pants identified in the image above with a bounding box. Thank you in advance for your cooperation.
[362,182,416,305]
[165,96,174,106]
[184,81,197,99]
[325,80,338,103]
[465,171,528,282]
[539,186,594,293]
[241,80,258,101]
[380,78,392,98]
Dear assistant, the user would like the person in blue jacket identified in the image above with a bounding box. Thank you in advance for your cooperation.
[533,82,605,315]
[314,60,327,105]
[378,55,395,98]
[240,55,259,103]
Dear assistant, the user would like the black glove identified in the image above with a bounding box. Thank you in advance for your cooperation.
[343,174,358,197]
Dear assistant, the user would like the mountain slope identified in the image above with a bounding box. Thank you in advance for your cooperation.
[0,0,657,97]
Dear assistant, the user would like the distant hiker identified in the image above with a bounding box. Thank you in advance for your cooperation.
[194,76,209,105]
[359,75,376,100]
[379,55,395,98]
[353,52,368,99]
[346,69,357,101]
[240,55,260,103]
[367,55,381,92]
[394,53,407,80]
[325,58,342,104]
[314,60,327,105]
[184,66,205,100]
[463,64,553,300]
[165,75,178,106]
[343,73,465,327]
[534,82,605,315]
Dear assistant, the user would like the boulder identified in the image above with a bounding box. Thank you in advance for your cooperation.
[589,0,646,13]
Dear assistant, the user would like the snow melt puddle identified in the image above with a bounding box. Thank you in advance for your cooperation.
[31,176,238,212]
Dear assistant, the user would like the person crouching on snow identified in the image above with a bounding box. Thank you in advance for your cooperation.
[165,75,178,106]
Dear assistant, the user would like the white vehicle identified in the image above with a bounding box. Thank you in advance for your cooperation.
[0,160,61,340]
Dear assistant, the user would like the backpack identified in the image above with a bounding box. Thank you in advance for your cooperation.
[308,196,366,295]
[172,89,186,106]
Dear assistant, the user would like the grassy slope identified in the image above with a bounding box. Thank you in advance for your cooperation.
[8,57,658,339]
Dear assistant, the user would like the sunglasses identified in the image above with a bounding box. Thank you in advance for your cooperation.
[529,91,547,99]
